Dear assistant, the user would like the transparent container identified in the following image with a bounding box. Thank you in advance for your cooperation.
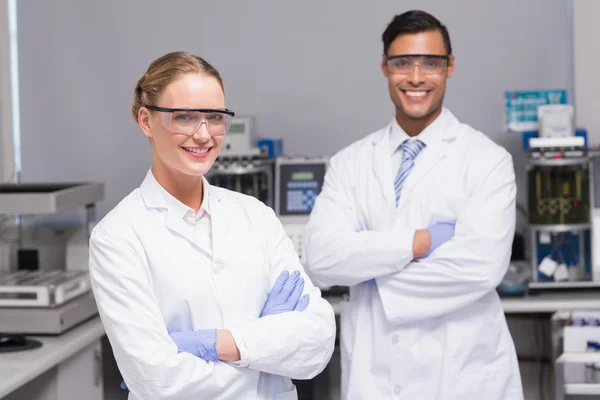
[527,159,590,225]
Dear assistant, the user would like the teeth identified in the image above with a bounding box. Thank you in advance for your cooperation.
[184,147,209,154]
[405,91,428,98]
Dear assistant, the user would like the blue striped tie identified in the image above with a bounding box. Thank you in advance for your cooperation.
[394,139,425,206]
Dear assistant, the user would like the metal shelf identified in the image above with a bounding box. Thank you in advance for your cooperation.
[208,164,273,176]
[528,281,600,291]
[0,182,104,215]
[529,224,591,233]
[564,383,600,395]
[527,157,590,167]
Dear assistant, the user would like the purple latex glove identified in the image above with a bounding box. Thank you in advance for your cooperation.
[120,329,218,391]
[424,222,456,257]
[169,329,218,361]
[260,270,309,317]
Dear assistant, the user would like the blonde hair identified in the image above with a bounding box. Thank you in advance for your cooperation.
[131,51,224,122]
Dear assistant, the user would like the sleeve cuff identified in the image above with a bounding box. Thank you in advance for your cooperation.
[229,328,250,368]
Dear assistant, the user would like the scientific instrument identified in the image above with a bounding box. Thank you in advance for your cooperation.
[275,156,328,266]
[207,155,275,207]
[221,116,261,157]
[538,104,575,138]
[0,271,97,334]
[0,182,104,334]
[525,135,596,292]
[589,150,600,287]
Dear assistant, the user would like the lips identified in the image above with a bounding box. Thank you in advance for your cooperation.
[181,146,210,154]
[181,146,212,159]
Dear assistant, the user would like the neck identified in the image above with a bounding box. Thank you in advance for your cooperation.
[396,107,442,137]
[151,162,204,213]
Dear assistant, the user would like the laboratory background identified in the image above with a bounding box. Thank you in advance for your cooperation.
[0,0,599,399]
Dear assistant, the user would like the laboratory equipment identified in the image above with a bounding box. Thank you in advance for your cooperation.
[0,270,90,307]
[0,181,104,334]
[526,136,596,292]
[538,104,575,138]
[206,155,275,207]
[0,182,104,215]
[274,156,328,218]
[257,138,284,158]
[220,116,261,157]
[0,291,97,335]
[274,156,328,265]
[590,150,600,287]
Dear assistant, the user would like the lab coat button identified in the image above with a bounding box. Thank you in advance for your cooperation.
[393,385,401,395]
[392,335,399,345]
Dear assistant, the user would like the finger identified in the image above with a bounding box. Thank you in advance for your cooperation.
[268,270,289,300]
[274,270,289,288]
[287,278,305,305]
[279,270,301,299]
[295,294,310,311]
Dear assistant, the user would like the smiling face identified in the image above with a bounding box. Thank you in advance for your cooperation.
[381,29,454,134]
[137,72,226,179]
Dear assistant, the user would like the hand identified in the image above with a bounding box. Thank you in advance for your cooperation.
[260,270,310,317]
[120,329,220,389]
[424,222,455,257]
[169,329,218,361]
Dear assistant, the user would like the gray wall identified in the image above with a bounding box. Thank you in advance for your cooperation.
[17,0,571,217]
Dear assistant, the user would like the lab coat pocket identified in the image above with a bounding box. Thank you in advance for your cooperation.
[273,386,298,399]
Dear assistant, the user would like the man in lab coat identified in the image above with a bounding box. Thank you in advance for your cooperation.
[305,10,523,400]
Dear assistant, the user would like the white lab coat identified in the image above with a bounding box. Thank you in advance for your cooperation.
[88,171,336,400]
[305,108,523,400]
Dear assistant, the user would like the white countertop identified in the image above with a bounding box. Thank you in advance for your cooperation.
[325,291,600,315]
[0,316,105,399]
[1,292,599,398]
[501,292,600,313]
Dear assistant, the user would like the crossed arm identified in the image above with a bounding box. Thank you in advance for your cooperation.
[305,151,516,325]
[90,206,335,398]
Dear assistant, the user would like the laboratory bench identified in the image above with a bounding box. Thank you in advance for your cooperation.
[2,291,600,400]
[0,317,105,400]
[324,290,600,316]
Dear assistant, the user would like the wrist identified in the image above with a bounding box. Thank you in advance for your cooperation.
[216,329,240,362]
[412,229,431,258]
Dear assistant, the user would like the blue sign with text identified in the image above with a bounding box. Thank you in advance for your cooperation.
[504,89,567,132]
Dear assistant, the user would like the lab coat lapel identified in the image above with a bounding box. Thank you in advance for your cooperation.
[207,189,231,264]
[371,126,396,208]
[139,170,204,249]
[402,143,446,190]
[164,213,195,243]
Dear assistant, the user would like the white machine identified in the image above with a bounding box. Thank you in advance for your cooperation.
[590,151,600,284]
[221,116,261,157]
[0,182,103,334]
[538,104,575,139]
[275,156,328,265]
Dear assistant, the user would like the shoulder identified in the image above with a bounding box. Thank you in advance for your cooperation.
[453,117,513,164]
[91,188,144,242]
[329,124,388,166]
[452,120,515,181]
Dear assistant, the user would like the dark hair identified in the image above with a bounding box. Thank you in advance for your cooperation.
[382,10,452,56]
[132,51,224,122]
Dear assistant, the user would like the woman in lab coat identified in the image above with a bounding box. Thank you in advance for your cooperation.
[88,51,336,400]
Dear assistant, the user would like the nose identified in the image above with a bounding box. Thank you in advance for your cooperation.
[192,120,211,141]
[408,64,425,85]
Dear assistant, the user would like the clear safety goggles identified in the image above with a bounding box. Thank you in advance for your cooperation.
[145,105,236,136]
[385,54,450,75]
